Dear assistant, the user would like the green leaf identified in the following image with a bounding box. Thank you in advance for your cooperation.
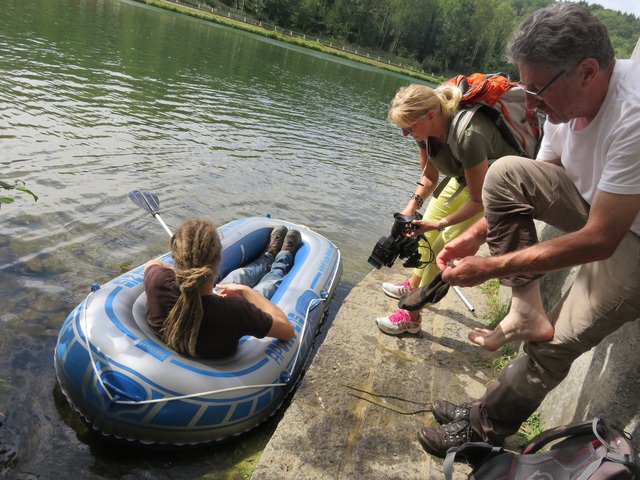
[14,186,38,202]
[0,179,38,204]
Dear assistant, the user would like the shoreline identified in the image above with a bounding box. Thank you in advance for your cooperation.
[133,0,443,84]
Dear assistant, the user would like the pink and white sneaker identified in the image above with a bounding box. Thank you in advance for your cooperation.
[376,309,422,335]
[381,279,412,299]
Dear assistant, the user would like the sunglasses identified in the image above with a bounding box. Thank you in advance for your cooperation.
[401,116,425,136]
[518,70,565,97]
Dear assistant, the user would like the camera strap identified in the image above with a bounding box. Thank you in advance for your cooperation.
[433,176,468,205]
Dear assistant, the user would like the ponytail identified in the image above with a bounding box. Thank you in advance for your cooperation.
[162,218,221,357]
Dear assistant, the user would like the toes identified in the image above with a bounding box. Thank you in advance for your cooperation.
[473,327,493,334]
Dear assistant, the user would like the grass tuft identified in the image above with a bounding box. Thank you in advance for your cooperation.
[517,411,544,444]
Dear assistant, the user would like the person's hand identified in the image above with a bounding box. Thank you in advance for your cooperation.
[215,283,251,297]
[409,219,438,236]
[440,256,493,287]
[436,233,483,270]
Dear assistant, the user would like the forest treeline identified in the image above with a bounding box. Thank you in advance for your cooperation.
[206,0,639,77]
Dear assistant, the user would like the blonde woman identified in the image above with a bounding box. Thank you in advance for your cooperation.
[144,218,295,358]
[376,83,519,335]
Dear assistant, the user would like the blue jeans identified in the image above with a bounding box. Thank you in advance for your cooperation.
[218,251,293,300]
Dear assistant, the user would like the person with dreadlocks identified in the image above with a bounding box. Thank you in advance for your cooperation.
[143,218,296,359]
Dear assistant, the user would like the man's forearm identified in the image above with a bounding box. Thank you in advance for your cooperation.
[488,228,613,279]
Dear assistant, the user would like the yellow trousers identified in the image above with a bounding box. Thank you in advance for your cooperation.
[413,177,484,287]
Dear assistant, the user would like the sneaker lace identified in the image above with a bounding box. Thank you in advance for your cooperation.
[389,309,413,325]
[397,280,411,289]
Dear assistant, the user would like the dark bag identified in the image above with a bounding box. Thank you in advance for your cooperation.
[429,72,545,201]
[444,418,640,480]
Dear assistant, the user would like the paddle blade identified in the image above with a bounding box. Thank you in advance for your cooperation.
[129,189,160,215]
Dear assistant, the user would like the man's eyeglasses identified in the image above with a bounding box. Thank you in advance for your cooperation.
[518,70,565,97]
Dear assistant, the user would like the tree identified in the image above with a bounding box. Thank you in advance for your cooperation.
[241,0,639,76]
[386,0,435,57]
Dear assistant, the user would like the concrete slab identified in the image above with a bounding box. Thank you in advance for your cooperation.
[253,261,515,479]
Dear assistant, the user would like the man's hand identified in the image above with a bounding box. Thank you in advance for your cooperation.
[441,256,494,287]
[436,234,484,270]
[436,217,490,286]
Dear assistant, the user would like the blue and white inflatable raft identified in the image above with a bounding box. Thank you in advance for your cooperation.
[54,216,342,446]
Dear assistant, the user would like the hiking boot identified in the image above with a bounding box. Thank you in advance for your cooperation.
[417,420,480,458]
[381,279,413,299]
[281,229,302,256]
[432,400,471,425]
[267,225,288,256]
[376,309,421,335]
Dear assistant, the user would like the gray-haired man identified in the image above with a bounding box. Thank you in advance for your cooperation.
[419,2,640,457]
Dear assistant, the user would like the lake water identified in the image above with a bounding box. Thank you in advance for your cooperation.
[0,0,429,477]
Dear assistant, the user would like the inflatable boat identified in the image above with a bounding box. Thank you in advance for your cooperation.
[54,216,342,446]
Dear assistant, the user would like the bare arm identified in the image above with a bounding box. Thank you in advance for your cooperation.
[441,190,640,286]
[216,284,295,341]
[400,146,440,216]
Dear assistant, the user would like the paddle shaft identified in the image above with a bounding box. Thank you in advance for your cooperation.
[154,213,173,237]
[453,286,474,312]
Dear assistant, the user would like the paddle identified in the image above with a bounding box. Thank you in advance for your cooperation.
[128,189,173,237]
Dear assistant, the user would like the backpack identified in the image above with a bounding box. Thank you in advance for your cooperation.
[443,418,640,480]
[445,72,543,160]
[430,72,544,201]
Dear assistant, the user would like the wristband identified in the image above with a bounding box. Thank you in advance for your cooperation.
[438,219,446,231]
[410,193,423,209]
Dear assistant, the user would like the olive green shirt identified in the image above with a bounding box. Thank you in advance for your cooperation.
[422,109,520,181]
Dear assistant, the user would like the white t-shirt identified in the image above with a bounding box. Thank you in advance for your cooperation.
[537,59,640,236]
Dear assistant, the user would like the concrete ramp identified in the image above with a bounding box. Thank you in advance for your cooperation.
[253,263,509,479]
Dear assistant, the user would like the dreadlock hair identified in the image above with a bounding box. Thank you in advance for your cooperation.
[162,218,222,357]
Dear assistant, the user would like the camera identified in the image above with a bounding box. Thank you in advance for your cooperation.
[368,212,424,269]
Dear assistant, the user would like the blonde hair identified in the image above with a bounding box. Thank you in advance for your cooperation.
[162,218,222,357]
[387,83,462,129]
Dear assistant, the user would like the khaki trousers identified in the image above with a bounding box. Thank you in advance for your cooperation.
[471,156,640,443]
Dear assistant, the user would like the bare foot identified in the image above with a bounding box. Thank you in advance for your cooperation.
[468,321,554,351]
[468,280,554,351]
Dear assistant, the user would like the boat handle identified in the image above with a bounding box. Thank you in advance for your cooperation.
[102,379,144,407]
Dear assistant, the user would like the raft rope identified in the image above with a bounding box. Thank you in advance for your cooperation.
[345,385,433,415]
[82,250,342,406]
